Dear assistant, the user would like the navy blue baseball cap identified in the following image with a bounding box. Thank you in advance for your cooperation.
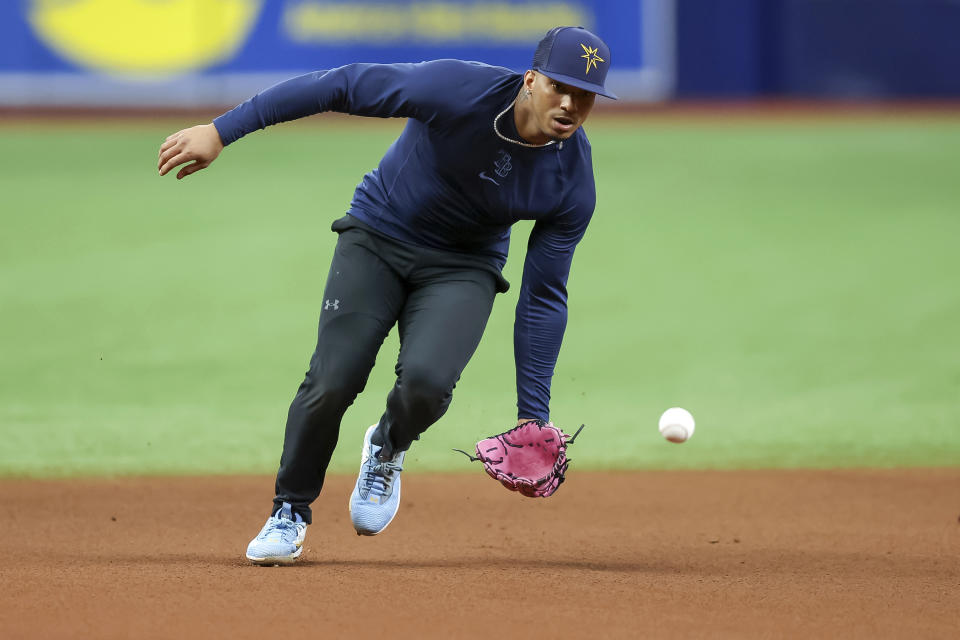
[532,26,617,99]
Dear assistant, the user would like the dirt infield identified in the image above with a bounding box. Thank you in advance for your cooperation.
[1,469,958,639]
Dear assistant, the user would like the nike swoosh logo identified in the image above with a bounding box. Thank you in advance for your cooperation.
[479,171,499,186]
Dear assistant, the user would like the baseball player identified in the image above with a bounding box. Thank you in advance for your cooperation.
[157,26,616,565]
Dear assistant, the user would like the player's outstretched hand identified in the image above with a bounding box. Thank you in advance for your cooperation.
[158,123,224,180]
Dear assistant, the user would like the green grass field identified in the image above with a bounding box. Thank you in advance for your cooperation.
[2,114,958,477]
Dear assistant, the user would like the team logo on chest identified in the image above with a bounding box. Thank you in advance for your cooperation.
[479,149,513,186]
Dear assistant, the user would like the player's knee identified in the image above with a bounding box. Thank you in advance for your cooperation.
[296,366,367,414]
[399,366,456,415]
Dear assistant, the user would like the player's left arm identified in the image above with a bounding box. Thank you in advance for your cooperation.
[514,191,595,423]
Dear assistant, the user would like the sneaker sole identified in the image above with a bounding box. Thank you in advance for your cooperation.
[245,546,303,566]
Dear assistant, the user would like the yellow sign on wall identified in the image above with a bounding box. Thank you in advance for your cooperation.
[27,0,264,75]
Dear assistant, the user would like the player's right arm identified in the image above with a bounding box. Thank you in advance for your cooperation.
[210,60,479,145]
[157,60,480,180]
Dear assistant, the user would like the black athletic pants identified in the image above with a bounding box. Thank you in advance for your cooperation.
[272,217,507,523]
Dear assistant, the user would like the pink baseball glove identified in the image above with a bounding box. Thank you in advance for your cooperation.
[455,420,585,498]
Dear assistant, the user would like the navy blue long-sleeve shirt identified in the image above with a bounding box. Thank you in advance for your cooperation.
[213,60,595,421]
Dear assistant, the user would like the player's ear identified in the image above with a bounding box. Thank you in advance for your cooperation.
[523,70,537,91]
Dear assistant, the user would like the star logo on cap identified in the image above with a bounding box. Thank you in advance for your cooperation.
[580,43,604,74]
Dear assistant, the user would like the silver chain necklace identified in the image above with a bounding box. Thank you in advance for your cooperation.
[493,97,556,149]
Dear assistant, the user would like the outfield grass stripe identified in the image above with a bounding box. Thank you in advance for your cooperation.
[1,119,958,476]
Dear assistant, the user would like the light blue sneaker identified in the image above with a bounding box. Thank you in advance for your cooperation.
[349,424,406,536]
[245,501,307,565]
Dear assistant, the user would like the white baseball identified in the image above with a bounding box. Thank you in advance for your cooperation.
[659,407,695,443]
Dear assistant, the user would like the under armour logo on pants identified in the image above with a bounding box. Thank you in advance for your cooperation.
[324,299,340,310]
